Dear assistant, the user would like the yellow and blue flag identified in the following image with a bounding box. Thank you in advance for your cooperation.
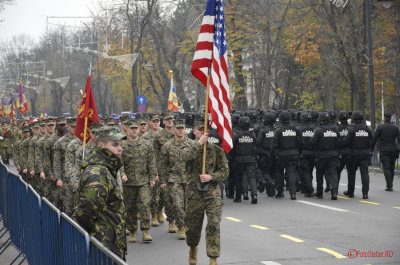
[167,76,179,111]
[17,78,28,114]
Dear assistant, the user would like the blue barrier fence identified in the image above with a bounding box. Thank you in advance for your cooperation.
[0,163,128,265]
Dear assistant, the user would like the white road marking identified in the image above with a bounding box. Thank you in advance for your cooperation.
[261,261,281,265]
[298,200,349,212]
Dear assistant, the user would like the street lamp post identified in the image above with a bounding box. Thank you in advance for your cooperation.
[366,0,375,133]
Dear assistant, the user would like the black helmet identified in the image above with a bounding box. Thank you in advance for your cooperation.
[279,111,291,123]
[247,110,257,121]
[262,111,276,125]
[238,116,251,129]
[319,112,330,122]
[328,110,337,122]
[310,110,320,121]
[231,113,240,125]
[338,111,348,122]
[300,111,312,122]
[351,111,364,121]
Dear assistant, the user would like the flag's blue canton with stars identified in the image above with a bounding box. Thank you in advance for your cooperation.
[214,0,227,58]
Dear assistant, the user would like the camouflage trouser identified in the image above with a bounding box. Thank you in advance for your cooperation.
[0,146,12,164]
[150,183,160,215]
[123,184,151,232]
[41,178,54,199]
[31,173,42,195]
[185,183,222,258]
[166,182,186,227]
[61,181,74,215]
[51,184,63,210]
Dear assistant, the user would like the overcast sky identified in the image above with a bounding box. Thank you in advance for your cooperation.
[0,0,96,42]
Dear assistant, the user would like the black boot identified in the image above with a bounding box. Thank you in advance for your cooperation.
[331,192,337,200]
[362,193,368,199]
[275,191,284,199]
[233,195,241,203]
[251,195,258,204]
[343,191,354,198]
[243,192,249,200]
[290,193,296,200]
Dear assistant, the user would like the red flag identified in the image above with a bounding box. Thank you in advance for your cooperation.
[75,76,100,143]
[191,0,232,153]
[0,95,4,118]
[17,78,28,114]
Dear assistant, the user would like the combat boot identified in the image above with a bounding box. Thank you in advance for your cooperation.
[189,246,198,265]
[209,257,218,265]
[168,221,176,233]
[151,214,160,227]
[177,226,186,240]
[128,231,136,243]
[157,209,165,223]
[142,230,152,242]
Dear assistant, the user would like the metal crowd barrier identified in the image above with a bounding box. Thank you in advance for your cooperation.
[0,162,129,265]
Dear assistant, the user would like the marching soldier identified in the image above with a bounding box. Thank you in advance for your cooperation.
[0,121,12,165]
[64,132,81,215]
[72,126,127,260]
[159,119,191,239]
[13,125,30,175]
[181,118,229,265]
[121,120,156,243]
[20,122,38,184]
[27,120,44,192]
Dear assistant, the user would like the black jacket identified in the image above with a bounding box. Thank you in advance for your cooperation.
[337,122,351,156]
[256,124,275,155]
[272,123,300,157]
[346,123,373,156]
[310,123,339,159]
[372,122,400,153]
[231,129,257,163]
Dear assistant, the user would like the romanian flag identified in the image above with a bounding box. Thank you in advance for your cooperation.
[75,75,100,143]
[4,89,16,119]
[17,78,28,114]
[0,93,4,118]
[167,76,179,111]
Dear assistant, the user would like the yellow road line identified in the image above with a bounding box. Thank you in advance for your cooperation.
[280,234,304,243]
[316,248,346,259]
[393,207,400,210]
[250,225,269,230]
[225,217,242,222]
[360,200,381,205]
[337,196,350,200]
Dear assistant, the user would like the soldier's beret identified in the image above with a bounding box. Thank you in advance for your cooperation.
[96,126,127,141]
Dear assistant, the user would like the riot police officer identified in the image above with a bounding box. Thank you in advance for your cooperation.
[297,111,315,197]
[311,112,339,200]
[371,113,400,191]
[272,111,300,200]
[231,116,258,203]
[337,111,351,184]
[343,111,373,199]
[227,113,241,199]
[256,111,277,197]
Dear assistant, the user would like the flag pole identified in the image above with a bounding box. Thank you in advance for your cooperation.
[82,116,88,158]
[202,74,211,175]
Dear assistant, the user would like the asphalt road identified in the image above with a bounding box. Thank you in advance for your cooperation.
[3,162,399,265]
[126,169,400,265]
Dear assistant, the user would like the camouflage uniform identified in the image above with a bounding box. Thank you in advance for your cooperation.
[13,135,23,172]
[27,132,41,192]
[73,141,96,192]
[0,125,12,165]
[153,126,174,218]
[43,134,59,203]
[64,137,81,215]
[19,134,33,183]
[182,140,229,258]
[35,133,49,196]
[159,135,191,228]
[72,136,127,259]
[53,134,75,210]
[120,135,156,233]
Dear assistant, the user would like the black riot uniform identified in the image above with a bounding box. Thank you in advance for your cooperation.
[227,113,240,199]
[372,113,400,191]
[256,111,277,197]
[310,112,339,200]
[272,111,300,200]
[297,111,315,197]
[343,112,373,199]
[337,111,351,183]
[231,116,258,204]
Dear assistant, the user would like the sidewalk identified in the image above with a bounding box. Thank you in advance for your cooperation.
[0,220,28,265]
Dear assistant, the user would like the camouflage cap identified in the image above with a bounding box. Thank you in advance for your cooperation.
[149,113,160,121]
[120,115,131,125]
[56,117,67,125]
[31,120,40,128]
[174,119,186,128]
[162,110,174,119]
[66,117,77,126]
[89,122,102,131]
[106,118,115,126]
[194,118,205,129]
[22,126,30,133]
[138,118,148,125]
[39,119,47,126]
[96,126,127,141]
[46,118,56,125]
[127,120,139,128]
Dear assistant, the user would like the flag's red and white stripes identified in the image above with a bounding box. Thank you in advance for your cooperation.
[191,1,233,153]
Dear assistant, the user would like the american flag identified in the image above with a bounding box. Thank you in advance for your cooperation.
[191,0,232,153]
